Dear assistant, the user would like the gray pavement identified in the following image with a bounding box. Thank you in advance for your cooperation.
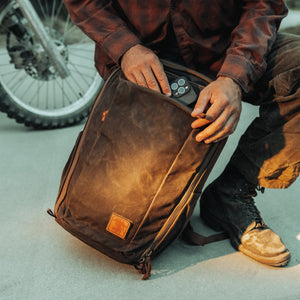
[1,100,300,300]
[1,9,300,300]
[280,9,300,29]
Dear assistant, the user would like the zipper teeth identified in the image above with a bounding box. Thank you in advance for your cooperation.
[56,131,82,199]
[54,68,120,215]
[128,129,195,246]
[139,142,222,260]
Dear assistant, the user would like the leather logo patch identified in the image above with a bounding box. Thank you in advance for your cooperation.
[106,213,133,240]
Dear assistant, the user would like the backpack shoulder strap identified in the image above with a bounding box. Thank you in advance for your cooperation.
[182,222,228,246]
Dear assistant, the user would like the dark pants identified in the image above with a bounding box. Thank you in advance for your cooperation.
[230,33,300,189]
[160,32,300,189]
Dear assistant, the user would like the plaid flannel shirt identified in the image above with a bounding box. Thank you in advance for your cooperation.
[63,0,288,92]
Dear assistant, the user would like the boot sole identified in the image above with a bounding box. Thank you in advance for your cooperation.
[238,244,291,267]
[200,195,291,267]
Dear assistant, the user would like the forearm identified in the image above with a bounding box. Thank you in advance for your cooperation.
[63,0,141,64]
[218,0,288,92]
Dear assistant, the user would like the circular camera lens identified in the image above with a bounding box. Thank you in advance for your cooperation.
[178,86,185,94]
[171,83,178,90]
[178,78,185,86]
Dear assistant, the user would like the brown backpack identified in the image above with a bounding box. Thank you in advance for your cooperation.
[47,61,227,280]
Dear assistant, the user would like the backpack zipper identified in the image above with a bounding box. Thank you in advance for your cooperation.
[136,140,226,279]
[54,68,120,216]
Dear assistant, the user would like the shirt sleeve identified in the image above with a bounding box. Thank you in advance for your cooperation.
[217,1,288,92]
[63,0,141,64]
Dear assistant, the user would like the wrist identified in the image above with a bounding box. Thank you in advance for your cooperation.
[119,43,142,66]
[218,76,242,94]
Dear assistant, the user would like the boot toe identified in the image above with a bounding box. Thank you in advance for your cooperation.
[239,223,290,267]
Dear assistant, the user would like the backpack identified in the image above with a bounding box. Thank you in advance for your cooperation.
[47,60,227,280]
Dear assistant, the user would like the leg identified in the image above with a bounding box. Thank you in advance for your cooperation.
[231,33,300,188]
[200,33,300,266]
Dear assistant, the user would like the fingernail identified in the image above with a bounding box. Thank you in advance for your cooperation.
[165,90,172,96]
[192,108,202,116]
[196,134,203,142]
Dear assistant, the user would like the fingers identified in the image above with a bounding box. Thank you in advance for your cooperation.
[151,61,171,96]
[131,66,171,95]
[191,91,224,129]
[136,59,171,95]
[133,69,159,91]
[195,112,237,143]
[191,89,211,117]
[190,76,242,143]
[121,45,171,95]
[191,101,240,143]
[142,67,162,93]
[191,105,219,129]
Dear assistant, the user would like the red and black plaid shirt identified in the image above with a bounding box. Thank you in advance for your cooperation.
[63,0,288,92]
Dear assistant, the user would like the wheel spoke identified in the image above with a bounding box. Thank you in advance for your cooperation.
[45,0,50,18]
[0,1,102,128]
[67,68,95,79]
[69,61,95,71]
[10,74,31,98]
[7,72,28,92]
[68,52,93,60]
[36,0,48,21]
[68,45,94,53]
[62,14,71,43]
[68,61,92,87]
[46,78,49,109]
[70,72,87,95]
[52,79,56,108]
[20,78,34,99]
[70,35,93,45]
[52,77,73,106]
[51,0,65,31]
[0,69,20,76]
[50,0,57,29]
[63,78,82,103]
[61,79,66,107]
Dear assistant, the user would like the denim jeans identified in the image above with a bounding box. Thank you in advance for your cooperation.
[230,33,300,189]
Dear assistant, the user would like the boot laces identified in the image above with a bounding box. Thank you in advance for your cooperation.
[239,184,265,226]
[240,183,265,198]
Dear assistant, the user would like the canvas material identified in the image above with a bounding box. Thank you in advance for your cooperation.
[53,65,224,265]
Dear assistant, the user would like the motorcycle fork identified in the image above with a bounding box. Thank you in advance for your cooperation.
[12,0,70,79]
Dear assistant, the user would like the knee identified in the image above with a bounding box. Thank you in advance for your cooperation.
[266,33,300,96]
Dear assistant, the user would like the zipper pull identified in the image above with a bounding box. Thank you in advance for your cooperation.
[47,209,56,218]
[141,256,152,280]
[135,251,152,280]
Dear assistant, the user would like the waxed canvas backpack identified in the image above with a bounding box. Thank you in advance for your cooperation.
[47,60,227,280]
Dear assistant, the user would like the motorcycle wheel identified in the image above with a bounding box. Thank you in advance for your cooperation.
[0,0,103,129]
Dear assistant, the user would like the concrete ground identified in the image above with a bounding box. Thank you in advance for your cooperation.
[1,10,300,300]
[1,102,300,300]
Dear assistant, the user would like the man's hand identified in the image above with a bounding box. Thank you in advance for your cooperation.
[120,44,171,96]
[191,76,242,143]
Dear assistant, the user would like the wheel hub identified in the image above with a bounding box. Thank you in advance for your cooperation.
[7,27,68,81]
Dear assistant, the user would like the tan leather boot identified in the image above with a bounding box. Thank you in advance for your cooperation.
[200,165,290,267]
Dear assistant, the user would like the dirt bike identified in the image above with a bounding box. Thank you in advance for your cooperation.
[0,0,103,129]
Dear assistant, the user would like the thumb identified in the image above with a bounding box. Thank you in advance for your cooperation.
[191,89,211,117]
